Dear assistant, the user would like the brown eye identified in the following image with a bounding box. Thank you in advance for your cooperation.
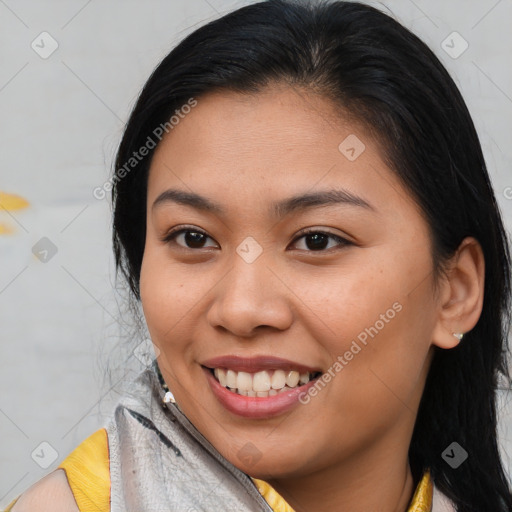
[292,230,352,252]
[162,227,218,249]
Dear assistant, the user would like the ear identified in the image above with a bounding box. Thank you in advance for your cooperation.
[431,237,485,349]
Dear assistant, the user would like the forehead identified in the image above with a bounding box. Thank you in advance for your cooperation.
[146,86,414,217]
[153,86,354,159]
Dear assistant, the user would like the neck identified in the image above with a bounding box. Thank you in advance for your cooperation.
[265,430,416,512]
[261,350,436,512]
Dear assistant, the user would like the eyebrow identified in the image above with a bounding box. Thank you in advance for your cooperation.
[152,188,375,218]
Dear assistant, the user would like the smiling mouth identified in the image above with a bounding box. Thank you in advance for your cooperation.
[207,367,322,397]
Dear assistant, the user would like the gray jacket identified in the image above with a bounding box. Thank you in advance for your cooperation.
[106,364,456,511]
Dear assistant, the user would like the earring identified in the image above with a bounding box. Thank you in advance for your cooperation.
[163,390,176,404]
[453,332,464,341]
[155,361,176,404]
[162,380,176,404]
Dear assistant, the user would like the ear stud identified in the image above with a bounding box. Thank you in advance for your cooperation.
[453,332,464,341]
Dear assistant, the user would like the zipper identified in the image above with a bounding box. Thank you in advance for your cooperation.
[150,365,275,511]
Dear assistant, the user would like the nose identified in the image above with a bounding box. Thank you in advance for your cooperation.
[206,252,294,338]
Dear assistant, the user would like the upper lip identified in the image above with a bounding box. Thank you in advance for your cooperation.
[201,355,322,374]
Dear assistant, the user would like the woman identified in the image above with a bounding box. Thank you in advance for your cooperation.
[6,0,511,510]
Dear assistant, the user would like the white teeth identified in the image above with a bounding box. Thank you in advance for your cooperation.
[226,369,237,389]
[271,369,286,390]
[299,372,310,385]
[212,367,316,396]
[215,368,227,387]
[286,371,300,388]
[253,371,271,392]
[236,371,253,391]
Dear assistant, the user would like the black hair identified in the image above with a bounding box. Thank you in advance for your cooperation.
[111,1,512,509]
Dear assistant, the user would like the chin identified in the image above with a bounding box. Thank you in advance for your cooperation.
[237,454,311,480]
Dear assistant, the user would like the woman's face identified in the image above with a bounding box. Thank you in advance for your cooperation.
[140,85,440,480]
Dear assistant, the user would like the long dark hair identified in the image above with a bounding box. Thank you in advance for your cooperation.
[111,1,512,509]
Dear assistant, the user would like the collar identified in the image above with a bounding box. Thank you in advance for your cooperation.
[252,469,433,512]
[154,364,437,511]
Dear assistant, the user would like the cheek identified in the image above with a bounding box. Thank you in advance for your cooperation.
[298,264,405,350]
[139,255,191,384]
[139,245,214,363]
[139,249,185,344]
[303,249,434,403]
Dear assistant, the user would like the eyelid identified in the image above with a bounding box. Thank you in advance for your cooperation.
[290,227,353,251]
[162,225,352,252]
[161,225,218,246]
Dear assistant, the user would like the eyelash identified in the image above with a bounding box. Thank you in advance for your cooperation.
[161,226,352,252]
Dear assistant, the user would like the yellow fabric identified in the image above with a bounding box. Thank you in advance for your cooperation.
[57,428,110,512]
[2,428,110,512]
[252,479,297,512]
[3,426,433,512]
[407,470,433,512]
[252,469,433,512]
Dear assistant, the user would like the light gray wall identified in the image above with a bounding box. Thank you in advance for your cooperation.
[1,0,511,504]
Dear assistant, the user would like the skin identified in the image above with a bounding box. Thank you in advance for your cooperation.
[139,84,485,512]
[12,83,484,511]
[10,469,79,511]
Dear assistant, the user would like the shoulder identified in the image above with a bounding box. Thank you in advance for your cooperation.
[10,428,111,512]
[10,469,79,512]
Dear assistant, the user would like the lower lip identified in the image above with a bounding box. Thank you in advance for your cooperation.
[203,367,319,419]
